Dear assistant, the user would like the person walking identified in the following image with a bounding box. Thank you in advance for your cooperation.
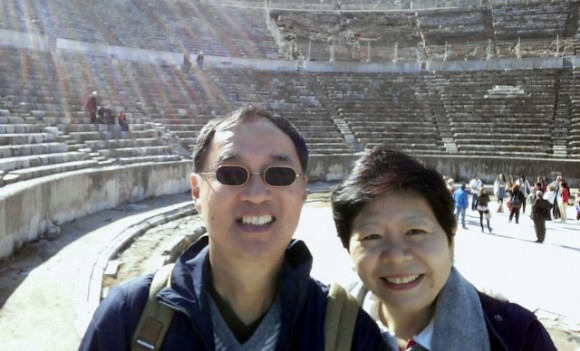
[453,183,469,230]
[517,175,532,214]
[574,190,580,221]
[509,184,525,224]
[550,176,562,220]
[558,180,571,223]
[196,51,204,69]
[477,188,493,233]
[494,173,507,213]
[446,178,455,196]
[536,176,547,193]
[532,191,552,243]
[469,175,483,212]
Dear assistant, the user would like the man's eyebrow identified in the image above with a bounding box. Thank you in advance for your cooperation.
[215,151,240,165]
[213,152,296,167]
[271,153,295,164]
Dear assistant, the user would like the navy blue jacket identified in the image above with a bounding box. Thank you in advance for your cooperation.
[479,293,557,351]
[79,237,386,350]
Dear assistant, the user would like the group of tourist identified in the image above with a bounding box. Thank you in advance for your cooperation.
[84,91,130,132]
[79,106,557,351]
[447,171,575,244]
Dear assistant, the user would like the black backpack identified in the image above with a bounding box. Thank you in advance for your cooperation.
[512,193,522,209]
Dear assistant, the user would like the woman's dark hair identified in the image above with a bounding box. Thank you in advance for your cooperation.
[192,105,308,173]
[331,146,456,250]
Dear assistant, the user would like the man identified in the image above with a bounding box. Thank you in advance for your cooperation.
[532,191,552,244]
[469,175,483,211]
[453,183,469,229]
[196,50,204,69]
[78,106,385,350]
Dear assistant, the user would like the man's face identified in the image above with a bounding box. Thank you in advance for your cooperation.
[191,118,308,264]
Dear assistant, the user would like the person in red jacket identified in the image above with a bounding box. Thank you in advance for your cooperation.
[84,91,98,124]
[558,180,571,223]
[118,111,129,132]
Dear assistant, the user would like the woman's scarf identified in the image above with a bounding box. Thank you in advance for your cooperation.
[349,267,491,351]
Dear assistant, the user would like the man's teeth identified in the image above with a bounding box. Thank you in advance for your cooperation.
[384,275,420,284]
[240,215,273,225]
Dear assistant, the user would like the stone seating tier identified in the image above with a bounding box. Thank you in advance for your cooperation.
[69,129,160,143]
[0,114,22,122]
[307,148,353,156]
[451,128,550,136]
[0,133,59,145]
[0,124,46,134]
[304,137,348,144]
[453,133,551,141]
[457,144,551,153]
[116,154,183,165]
[61,123,150,133]
[348,122,435,129]
[99,145,174,158]
[0,151,89,173]
[66,116,147,126]
[0,142,68,159]
[305,142,350,150]
[83,137,166,150]
[3,159,100,184]
[363,142,445,152]
[357,133,440,142]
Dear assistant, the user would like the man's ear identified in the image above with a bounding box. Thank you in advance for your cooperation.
[190,173,202,213]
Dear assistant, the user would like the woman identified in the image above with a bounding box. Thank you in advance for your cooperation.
[331,146,555,350]
[446,178,455,196]
[517,175,532,214]
[575,190,580,221]
[536,176,547,193]
[509,184,525,224]
[118,111,129,132]
[477,188,493,233]
[505,175,516,213]
[558,180,571,223]
[506,175,516,194]
[493,174,506,213]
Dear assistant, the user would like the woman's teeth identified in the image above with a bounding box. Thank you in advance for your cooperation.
[384,275,420,284]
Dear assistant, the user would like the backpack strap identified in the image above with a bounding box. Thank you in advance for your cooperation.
[131,264,175,351]
[132,271,360,351]
[324,282,361,351]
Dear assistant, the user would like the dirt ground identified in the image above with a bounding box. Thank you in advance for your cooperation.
[0,191,579,350]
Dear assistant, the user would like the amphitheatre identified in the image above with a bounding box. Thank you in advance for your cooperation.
[0,0,580,349]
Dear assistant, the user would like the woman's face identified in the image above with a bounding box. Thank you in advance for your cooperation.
[348,192,454,316]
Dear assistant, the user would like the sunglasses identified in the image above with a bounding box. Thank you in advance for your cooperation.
[201,165,303,187]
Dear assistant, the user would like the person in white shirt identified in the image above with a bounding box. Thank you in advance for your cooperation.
[469,175,483,211]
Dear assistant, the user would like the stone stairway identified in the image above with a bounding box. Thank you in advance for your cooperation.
[552,66,573,158]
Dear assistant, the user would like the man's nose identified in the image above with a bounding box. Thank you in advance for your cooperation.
[240,173,273,203]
